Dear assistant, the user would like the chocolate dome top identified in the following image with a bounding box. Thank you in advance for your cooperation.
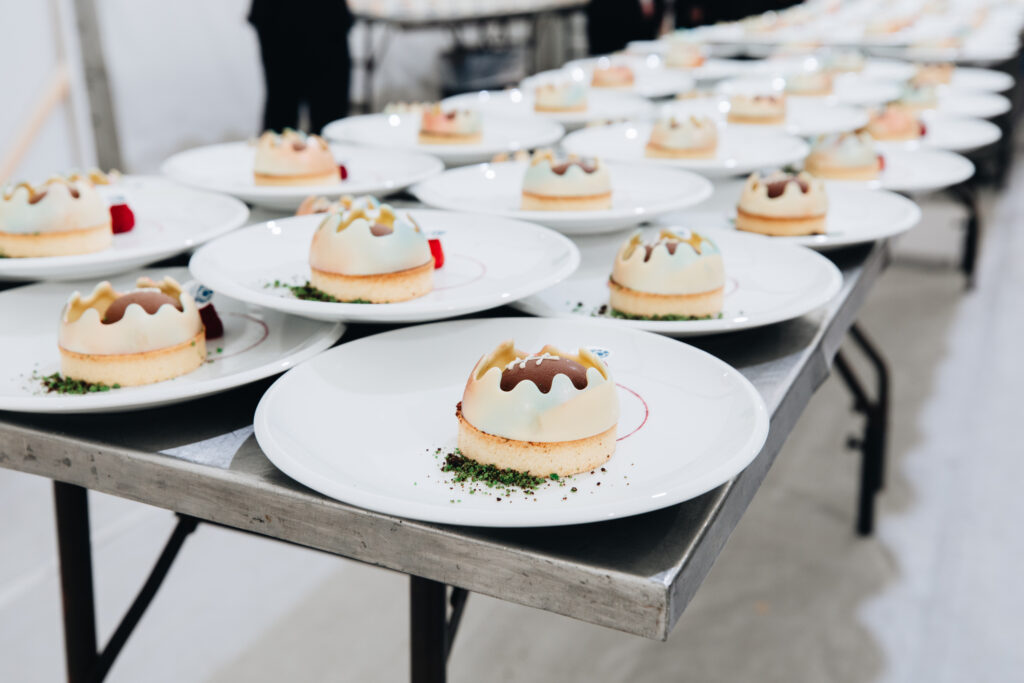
[500,354,589,393]
[103,291,182,324]
[766,175,809,198]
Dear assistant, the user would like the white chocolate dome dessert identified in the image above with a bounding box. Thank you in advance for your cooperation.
[645,115,719,159]
[865,105,925,141]
[804,132,882,181]
[521,150,612,211]
[609,228,725,318]
[0,176,112,258]
[418,105,483,144]
[59,276,206,386]
[735,171,828,236]
[728,94,787,125]
[456,340,619,476]
[534,81,588,112]
[253,130,340,186]
[591,64,635,88]
[823,49,865,73]
[785,70,834,96]
[892,83,939,112]
[308,196,433,303]
[912,62,954,86]
[664,39,707,68]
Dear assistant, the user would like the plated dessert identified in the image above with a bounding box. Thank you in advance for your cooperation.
[645,115,719,159]
[823,49,865,73]
[665,40,707,68]
[534,81,588,113]
[608,228,725,318]
[864,104,926,141]
[521,150,612,211]
[418,105,483,144]
[456,340,619,476]
[308,196,434,302]
[253,130,340,186]
[892,83,939,112]
[804,132,882,181]
[58,276,206,386]
[912,62,955,86]
[1,175,112,258]
[735,171,829,236]
[591,64,635,89]
[786,70,834,96]
[727,94,787,125]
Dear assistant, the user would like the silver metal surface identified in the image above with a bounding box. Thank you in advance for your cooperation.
[0,241,887,641]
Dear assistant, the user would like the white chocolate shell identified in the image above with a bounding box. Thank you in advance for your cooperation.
[612,228,725,295]
[461,341,618,443]
[308,196,431,276]
[253,129,337,177]
[521,151,611,198]
[58,277,203,355]
[0,177,110,235]
[647,116,718,151]
[738,171,828,218]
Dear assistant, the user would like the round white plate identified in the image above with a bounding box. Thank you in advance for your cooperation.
[653,180,921,250]
[0,266,343,414]
[321,113,564,167]
[947,67,1014,93]
[568,54,750,83]
[442,89,655,131]
[858,58,917,82]
[189,211,579,323]
[561,123,809,178]
[0,177,249,283]
[716,75,901,107]
[877,115,1001,154]
[663,97,869,138]
[254,317,770,527]
[409,161,713,235]
[514,228,842,337]
[162,141,444,210]
[523,61,694,99]
[869,148,975,193]
[933,90,1011,119]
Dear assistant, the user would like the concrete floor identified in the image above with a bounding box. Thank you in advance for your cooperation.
[1,167,1022,681]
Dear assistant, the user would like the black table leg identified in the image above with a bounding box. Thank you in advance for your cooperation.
[834,324,891,536]
[53,481,99,683]
[946,181,981,290]
[410,576,447,683]
[409,577,470,683]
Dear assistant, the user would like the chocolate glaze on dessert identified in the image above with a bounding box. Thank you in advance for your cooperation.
[766,177,809,197]
[103,292,183,324]
[500,355,589,393]
[291,140,307,151]
[643,240,679,261]
[551,160,598,175]
[370,223,394,236]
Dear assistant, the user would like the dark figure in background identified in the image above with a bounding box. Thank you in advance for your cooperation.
[676,0,804,29]
[586,0,666,55]
[249,0,353,133]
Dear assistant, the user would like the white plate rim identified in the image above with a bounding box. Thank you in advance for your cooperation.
[253,316,771,527]
[0,268,345,413]
[188,210,582,323]
[512,229,844,335]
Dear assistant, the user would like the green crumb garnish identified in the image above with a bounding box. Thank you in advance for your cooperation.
[268,280,370,304]
[36,372,118,395]
[216,347,223,353]
[549,473,559,480]
[609,308,723,322]
[441,449,546,493]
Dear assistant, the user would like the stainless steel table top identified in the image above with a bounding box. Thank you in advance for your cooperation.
[0,239,887,640]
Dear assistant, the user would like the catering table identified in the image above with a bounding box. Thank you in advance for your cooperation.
[0,234,889,682]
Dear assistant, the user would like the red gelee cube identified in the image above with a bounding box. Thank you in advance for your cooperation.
[428,238,444,269]
[877,154,885,171]
[919,122,927,136]
[109,203,135,234]
[199,304,224,339]
[338,164,348,180]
